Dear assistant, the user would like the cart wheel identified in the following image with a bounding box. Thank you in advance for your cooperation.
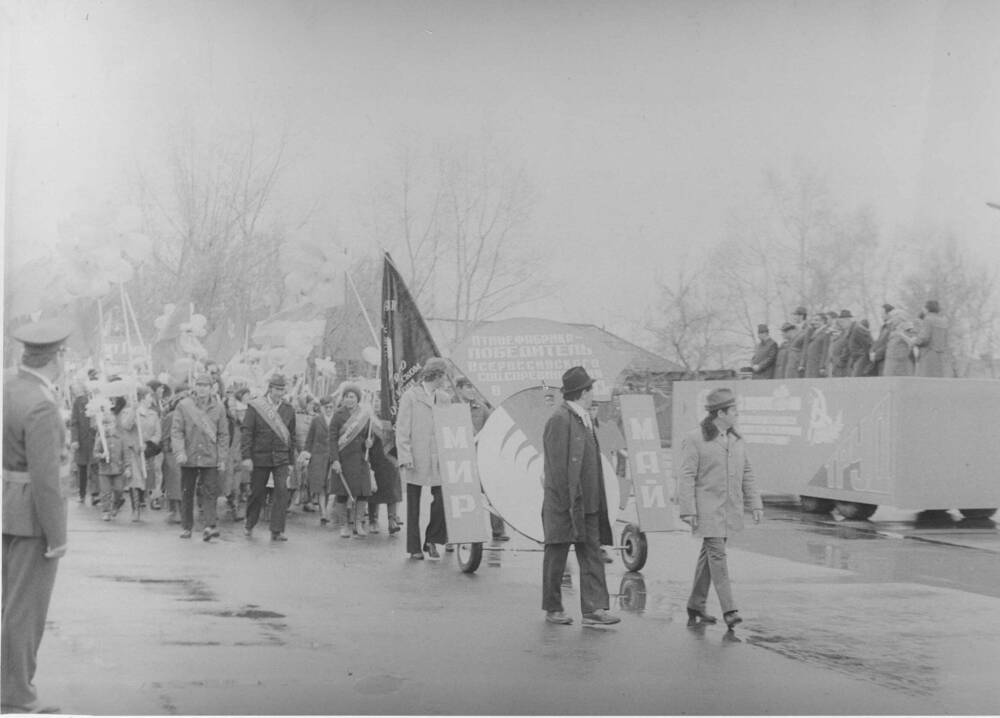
[620,524,648,572]
[958,508,997,520]
[456,543,483,574]
[799,495,835,514]
[834,501,877,520]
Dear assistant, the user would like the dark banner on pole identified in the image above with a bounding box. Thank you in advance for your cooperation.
[379,253,441,422]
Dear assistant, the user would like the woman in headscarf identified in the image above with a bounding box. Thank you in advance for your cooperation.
[328,383,374,538]
[303,396,335,526]
[883,309,916,377]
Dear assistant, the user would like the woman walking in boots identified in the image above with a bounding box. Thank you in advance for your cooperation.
[328,384,374,539]
[120,387,161,522]
[303,397,335,526]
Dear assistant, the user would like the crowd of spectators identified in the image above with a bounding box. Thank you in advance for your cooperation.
[749,299,951,380]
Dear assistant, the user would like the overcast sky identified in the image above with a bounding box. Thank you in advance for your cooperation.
[4,0,999,346]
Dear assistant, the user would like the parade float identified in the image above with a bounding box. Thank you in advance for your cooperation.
[672,377,1000,520]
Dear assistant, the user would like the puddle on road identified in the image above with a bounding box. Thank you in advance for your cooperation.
[210,608,285,619]
[96,575,217,603]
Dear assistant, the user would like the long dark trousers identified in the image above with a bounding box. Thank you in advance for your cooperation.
[245,465,290,535]
[406,483,447,554]
[180,466,219,531]
[541,513,609,615]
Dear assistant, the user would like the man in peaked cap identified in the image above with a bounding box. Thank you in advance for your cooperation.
[3,319,74,713]
[540,367,619,627]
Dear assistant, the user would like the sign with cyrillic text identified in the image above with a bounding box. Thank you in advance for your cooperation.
[620,394,677,531]
[433,404,492,544]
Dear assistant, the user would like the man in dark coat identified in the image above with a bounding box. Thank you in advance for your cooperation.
[241,374,297,541]
[774,323,795,379]
[849,319,874,376]
[828,310,854,377]
[803,314,830,378]
[69,371,97,504]
[3,319,72,714]
[541,367,619,627]
[750,325,778,379]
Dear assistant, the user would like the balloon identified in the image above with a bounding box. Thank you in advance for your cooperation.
[362,346,380,366]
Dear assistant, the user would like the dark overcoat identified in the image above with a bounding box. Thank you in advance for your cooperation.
[69,394,95,466]
[241,400,296,468]
[303,414,332,494]
[328,407,372,498]
[751,338,778,379]
[803,327,830,378]
[541,405,613,546]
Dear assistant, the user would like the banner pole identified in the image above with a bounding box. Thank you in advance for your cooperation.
[346,270,379,345]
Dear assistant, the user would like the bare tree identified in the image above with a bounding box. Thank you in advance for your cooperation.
[646,264,731,373]
[131,124,291,341]
[369,137,545,344]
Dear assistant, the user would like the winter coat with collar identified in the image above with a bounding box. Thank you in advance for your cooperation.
[914,313,950,377]
[677,423,762,538]
[751,337,778,379]
[541,404,614,546]
[171,394,229,468]
[395,383,452,487]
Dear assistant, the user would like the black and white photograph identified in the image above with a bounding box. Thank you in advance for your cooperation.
[3,1,999,715]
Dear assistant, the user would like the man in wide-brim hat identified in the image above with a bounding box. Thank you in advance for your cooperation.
[539,366,619,627]
[3,319,73,713]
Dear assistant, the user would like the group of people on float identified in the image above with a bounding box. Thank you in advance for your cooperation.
[66,361,405,542]
[749,299,951,380]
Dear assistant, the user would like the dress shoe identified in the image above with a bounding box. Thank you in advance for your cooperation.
[492,533,510,542]
[424,543,441,559]
[203,526,220,542]
[387,517,401,534]
[180,530,192,539]
[545,611,573,625]
[445,544,455,553]
[409,552,425,560]
[686,607,719,626]
[723,610,743,629]
[582,609,621,626]
[271,532,288,542]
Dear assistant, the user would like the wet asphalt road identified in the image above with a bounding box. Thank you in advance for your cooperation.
[29,499,1000,715]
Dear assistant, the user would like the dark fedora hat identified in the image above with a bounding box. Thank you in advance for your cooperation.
[560,366,594,395]
[268,373,287,389]
[705,387,736,412]
[839,309,853,319]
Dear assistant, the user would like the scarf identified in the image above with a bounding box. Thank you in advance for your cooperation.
[179,397,219,443]
[337,403,373,450]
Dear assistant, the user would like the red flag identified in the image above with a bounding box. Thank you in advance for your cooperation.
[379,253,441,422]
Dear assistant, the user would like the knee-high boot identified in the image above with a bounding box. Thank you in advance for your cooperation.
[130,488,141,522]
[335,502,351,538]
[354,499,368,538]
[387,502,401,534]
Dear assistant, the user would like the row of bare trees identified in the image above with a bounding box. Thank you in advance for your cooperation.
[646,167,999,376]
[125,125,544,365]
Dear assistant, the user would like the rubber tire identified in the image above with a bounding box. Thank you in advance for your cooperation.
[958,508,997,520]
[835,501,877,520]
[620,524,648,573]
[800,496,835,514]
[456,543,483,574]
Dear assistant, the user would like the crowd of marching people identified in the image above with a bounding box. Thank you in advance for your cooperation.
[66,361,405,543]
[749,298,951,380]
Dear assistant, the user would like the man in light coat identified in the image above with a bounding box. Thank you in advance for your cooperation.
[171,372,229,541]
[784,307,808,378]
[678,387,763,630]
[3,319,72,714]
[914,299,950,377]
[540,366,619,627]
[396,357,452,560]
